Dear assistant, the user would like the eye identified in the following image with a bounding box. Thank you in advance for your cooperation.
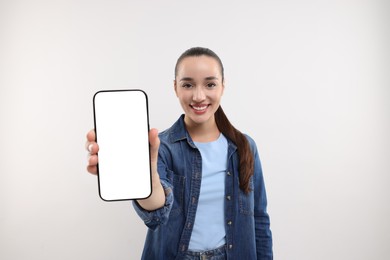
[182,83,193,89]
[206,82,217,88]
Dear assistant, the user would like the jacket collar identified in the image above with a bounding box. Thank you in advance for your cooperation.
[168,114,237,153]
[168,114,191,143]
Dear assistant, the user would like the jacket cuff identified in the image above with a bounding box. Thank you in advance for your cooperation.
[132,179,173,230]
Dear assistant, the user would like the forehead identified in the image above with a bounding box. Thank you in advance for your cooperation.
[176,56,221,78]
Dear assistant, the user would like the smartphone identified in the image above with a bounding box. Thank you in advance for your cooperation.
[93,89,151,201]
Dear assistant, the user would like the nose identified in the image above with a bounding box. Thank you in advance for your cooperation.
[192,87,206,102]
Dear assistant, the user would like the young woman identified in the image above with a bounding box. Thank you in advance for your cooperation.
[86,47,273,259]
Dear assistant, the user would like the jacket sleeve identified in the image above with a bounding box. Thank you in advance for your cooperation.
[251,139,273,259]
[132,144,174,230]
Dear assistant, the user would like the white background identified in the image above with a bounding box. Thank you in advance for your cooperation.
[0,0,389,259]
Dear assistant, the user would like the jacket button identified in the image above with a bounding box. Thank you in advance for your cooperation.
[227,171,231,176]
[228,244,233,249]
[226,195,231,200]
[227,221,232,225]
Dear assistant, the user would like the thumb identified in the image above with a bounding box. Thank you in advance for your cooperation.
[149,128,160,173]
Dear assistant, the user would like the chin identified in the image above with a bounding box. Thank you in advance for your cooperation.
[186,113,214,125]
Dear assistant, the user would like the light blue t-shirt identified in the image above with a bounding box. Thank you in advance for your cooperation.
[188,133,228,251]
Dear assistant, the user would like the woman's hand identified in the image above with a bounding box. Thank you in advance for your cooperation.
[148,128,160,182]
[85,128,160,176]
[85,128,165,210]
[86,129,99,175]
[137,128,165,210]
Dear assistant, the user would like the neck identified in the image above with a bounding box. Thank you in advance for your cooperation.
[184,115,220,143]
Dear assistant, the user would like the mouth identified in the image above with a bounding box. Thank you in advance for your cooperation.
[190,104,210,114]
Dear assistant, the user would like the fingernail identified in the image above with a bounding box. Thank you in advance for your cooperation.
[88,144,93,153]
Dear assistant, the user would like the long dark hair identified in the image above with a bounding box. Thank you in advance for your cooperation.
[175,47,254,194]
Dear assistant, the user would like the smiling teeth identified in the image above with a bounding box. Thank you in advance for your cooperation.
[193,106,207,111]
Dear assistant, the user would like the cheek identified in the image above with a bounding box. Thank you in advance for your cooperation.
[177,94,189,106]
[179,91,191,101]
[212,91,223,102]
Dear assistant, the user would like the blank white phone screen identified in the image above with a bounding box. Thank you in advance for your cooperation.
[93,90,151,201]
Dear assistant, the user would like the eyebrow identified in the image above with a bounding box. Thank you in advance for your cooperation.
[179,76,219,82]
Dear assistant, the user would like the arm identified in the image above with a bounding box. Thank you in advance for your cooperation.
[132,131,175,230]
[252,142,273,259]
[136,129,165,211]
[86,128,171,229]
[86,128,165,210]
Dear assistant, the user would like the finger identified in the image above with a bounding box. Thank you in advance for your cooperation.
[85,141,93,152]
[85,142,99,154]
[87,165,97,175]
[88,154,98,166]
[86,129,96,142]
[88,143,94,153]
[149,128,160,157]
[149,128,160,172]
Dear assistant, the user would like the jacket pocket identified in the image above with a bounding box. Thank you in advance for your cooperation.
[167,169,185,217]
[238,178,254,216]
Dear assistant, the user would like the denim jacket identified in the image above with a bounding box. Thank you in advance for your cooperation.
[133,115,273,259]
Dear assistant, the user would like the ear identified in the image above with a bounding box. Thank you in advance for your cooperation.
[221,78,225,96]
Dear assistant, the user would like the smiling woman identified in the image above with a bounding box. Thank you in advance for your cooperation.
[86,47,273,259]
[174,55,225,140]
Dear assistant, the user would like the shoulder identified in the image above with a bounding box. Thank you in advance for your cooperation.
[157,114,187,145]
[158,127,171,142]
[243,133,258,155]
[157,126,175,159]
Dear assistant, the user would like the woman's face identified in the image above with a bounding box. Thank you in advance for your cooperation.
[174,55,224,128]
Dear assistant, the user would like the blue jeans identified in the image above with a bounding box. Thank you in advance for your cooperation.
[182,244,226,260]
